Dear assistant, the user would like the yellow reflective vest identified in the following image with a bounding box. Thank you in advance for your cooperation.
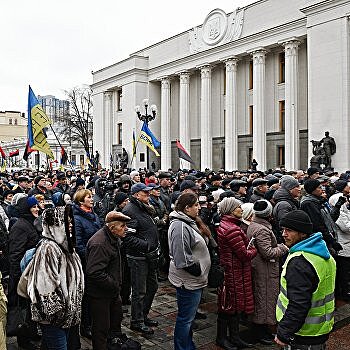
[276,251,336,337]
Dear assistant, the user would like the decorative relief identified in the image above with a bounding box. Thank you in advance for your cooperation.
[189,8,244,54]
[251,50,267,65]
[161,78,171,89]
[225,58,239,72]
[200,65,212,79]
[283,40,301,57]
[179,72,190,84]
[104,91,113,100]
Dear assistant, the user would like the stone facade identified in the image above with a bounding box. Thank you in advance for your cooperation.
[92,0,350,172]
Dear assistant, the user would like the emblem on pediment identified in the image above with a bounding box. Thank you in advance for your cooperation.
[189,8,244,54]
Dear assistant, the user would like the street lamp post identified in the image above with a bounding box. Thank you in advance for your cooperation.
[135,99,157,169]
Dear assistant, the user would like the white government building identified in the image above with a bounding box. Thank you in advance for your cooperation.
[92,0,350,172]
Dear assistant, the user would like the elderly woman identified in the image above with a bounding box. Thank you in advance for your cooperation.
[247,200,289,345]
[168,192,211,350]
[240,203,254,234]
[18,206,84,350]
[216,197,257,350]
[73,189,101,339]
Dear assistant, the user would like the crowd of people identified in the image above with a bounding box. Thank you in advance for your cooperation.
[0,164,347,350]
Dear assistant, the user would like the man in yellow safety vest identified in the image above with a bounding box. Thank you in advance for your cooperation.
[275,210,336,350]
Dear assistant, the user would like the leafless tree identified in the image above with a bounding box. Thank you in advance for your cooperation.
[61,86,93,156]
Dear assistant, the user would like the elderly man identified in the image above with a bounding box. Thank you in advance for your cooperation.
[86,211,130,350]
[122,183,160,335]
[275,210,336,350]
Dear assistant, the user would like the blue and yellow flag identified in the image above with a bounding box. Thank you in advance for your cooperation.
[139,122,160,156]
[28,86,54,159]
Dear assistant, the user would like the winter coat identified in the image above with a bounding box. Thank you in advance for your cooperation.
[300,194,339,250]
[250,190,265,203]
[247,216,288,325]
[272,188,299,229]
[73,204,101,262]
[85,226,122,298]
[8,215,40,306]
[216,215,257,314]
[122,197,159,258]
[168,210,211,290]
[17,207,84,329]
[329,193,350,258]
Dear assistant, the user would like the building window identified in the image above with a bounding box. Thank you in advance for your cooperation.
[140,153,145,162]
[249,60,253,90]
[279,52,285,83]
[9,118,12,125]
[80,154,84,165]
[117,123,122,144]
[117,89,123,111]
[249,105,253,135]
[71,154,76,165]
[35,153,39,166]
[278,146,285,167]
[279,100,285,131]
[14,119,18,125]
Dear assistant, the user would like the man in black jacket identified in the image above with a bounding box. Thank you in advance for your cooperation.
[86,211,130,350]
[275,210,336,349]
[122,183,160,335]
[300,179,344,254]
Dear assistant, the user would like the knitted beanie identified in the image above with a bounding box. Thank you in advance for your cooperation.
[218,197,242,216]
[27,196,39,208]
[280,175,300,190]
[253,199,273,218]
[334,180,348,193]
[303,179,321,194]
[280,210,313,235]
[114,192,129,206]
[241,203,254,225]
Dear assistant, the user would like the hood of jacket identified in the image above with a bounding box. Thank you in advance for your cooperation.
[169,210,200,234]
[16,196,36,223]
[300,193,322,205]
[290,232,330,260]
[273,187,298,205]
[72,203,97,221]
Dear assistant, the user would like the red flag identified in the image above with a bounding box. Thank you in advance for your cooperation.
[176,139,194,164]
[0,146,6,158]
[9,149,19,157]
[23,140,34,161]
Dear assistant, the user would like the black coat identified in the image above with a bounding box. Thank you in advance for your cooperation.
[122,197,159,257]
[8,217,40,305]
[85,226,122,298]
[276,255,329,345]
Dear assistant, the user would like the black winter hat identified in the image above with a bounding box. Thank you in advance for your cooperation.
[280,210,313,235]
[114,192,129,206]
[334,180,348,193]
[307,167,319,176]
[303,179,321,194]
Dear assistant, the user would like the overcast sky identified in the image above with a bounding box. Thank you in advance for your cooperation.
[0,0,255,113]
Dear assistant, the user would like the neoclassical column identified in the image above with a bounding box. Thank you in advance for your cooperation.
[224,57,239,170]
[103,91,113,168]
[249,48,267,171]
[283,39,301,170]
[160,77,171,170]
[200,65,212,170]
[179,71,191,167]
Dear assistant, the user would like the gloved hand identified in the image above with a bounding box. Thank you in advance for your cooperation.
[332,241,343,252]
[335,196,347,208]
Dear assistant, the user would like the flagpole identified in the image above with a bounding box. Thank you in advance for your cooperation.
[129,131,141,168]
[49,125,74,171]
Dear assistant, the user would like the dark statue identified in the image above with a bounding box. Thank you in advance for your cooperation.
[120,148,128,169]
[310,131,336,169]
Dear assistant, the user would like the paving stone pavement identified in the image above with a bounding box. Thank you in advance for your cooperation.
[7,281,350,349]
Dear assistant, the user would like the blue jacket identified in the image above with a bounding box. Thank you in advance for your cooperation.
[73,204,101,260]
